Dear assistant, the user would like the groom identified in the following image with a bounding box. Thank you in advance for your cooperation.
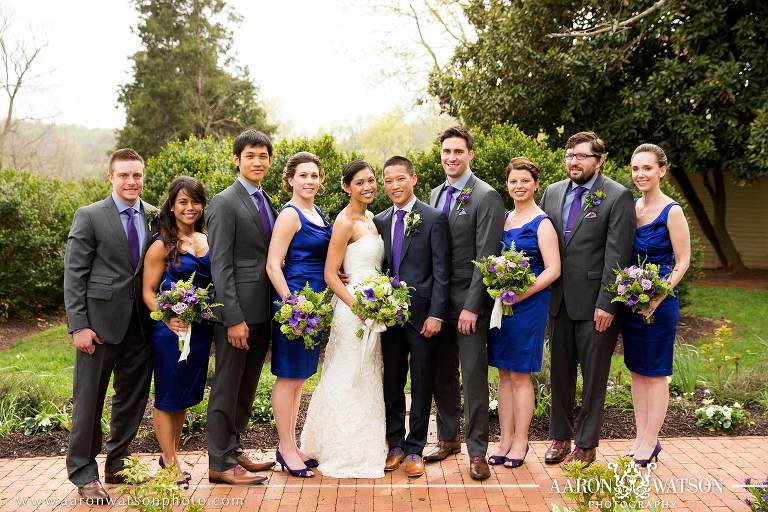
[374,156,450,478]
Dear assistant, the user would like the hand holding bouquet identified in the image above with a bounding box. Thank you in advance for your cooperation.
[607,260,675,323]
[150,272,221,361]
[473,242,536,329]
[273,282,334,349]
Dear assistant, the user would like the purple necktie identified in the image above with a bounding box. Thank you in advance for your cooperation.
[441,185,457,214]
[126,207,140,268]
[391,210,407,279]
[564,186,587,242]
[253,190,273,242]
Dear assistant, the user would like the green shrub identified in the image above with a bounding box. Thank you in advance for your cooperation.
[671,342,701,396]
[0,374,69,436]
[695,399,750,431]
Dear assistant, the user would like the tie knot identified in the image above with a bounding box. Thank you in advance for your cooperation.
[573,186,587,198]
[125,207,136,217]
[445,184,457,195]
[252,189,263,199]
[395,209,407,220]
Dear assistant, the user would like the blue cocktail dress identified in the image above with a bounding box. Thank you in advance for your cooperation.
[622,202,680,377]
[488,214,551,373]
[271,204,332,379]
[150,239,214,411]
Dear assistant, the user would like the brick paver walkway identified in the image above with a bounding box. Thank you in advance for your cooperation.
[1,437,765,511]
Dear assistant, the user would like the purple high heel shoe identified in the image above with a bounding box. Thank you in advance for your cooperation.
[304,458,319,468]
[504,445,529,469]
[633,440,662,467]
[487,454,508,466]
[276,449,314,478]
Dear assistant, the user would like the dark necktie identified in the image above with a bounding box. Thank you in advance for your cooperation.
[564,186,587,242]
[253,189,273,242]
[126,207,140,268]
[442,185,457,214]
[391,210,407,279]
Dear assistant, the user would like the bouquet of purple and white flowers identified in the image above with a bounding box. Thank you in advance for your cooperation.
[273,282,334,349]
[473,242,537,328]
[350,274,411,337]
[607,260,675,324]
[150,272,221,361]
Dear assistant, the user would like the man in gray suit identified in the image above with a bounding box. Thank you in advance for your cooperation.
[539,131,635,465]
[206,129,277,485]
[424,127,505,480]
[64,149,155,504]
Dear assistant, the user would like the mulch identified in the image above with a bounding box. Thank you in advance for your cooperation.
[2,394,766,459]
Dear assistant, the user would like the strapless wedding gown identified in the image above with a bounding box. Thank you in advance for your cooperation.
[300,234,388,478]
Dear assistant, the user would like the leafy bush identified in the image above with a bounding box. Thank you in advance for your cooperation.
[0,169,108,318]
[744,476,768,511]
[0,374,70,436]
[695,399,750,431]
[22,401,69,435]
[560,457,645,512]
[721,362,768,406]
[671,342,701,395]
[116,456,204,512]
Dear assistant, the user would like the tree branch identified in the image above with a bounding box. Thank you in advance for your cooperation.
[547,0,669,39]
[409,2,440,70]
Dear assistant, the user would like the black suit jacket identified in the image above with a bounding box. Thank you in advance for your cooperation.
[207,179,278,326]
[374,199,451,332]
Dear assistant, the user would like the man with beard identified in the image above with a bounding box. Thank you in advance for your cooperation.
[539,132,635,466]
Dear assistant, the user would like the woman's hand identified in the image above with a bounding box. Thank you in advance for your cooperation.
[643,293,667,320]
[165,317,189,335]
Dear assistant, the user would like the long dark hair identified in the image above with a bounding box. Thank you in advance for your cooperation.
[158,176,207,264]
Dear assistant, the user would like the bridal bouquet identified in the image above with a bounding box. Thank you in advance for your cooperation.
[473,242,536,328]
[351,274,411,337]
[150,272,221,362]
[273,283,334,349]
[607,260,675,324]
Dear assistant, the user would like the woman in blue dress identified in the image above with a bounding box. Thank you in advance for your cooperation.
[142,177,213,485]
[266,152,332,478]
[623,144,690,466]
[488,157,560,468]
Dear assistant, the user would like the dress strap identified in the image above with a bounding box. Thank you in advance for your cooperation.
[660,202,680,223]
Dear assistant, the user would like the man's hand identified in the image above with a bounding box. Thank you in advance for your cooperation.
[593,308,614,333]
[165,318,189,336]
[227,321,250,349]
[73,328,101,354]
[421,317,442,338]
[457,309,478,336]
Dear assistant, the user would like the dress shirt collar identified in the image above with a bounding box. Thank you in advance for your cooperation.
[237,176,264,196]
[394,195,418,216]
[568,171,599,193]
[445,170,473,192]
[112,192,142,214]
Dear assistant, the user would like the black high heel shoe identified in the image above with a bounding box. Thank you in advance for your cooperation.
[504,445,529,469]
[633,440,662,468]
[276,449,314,478]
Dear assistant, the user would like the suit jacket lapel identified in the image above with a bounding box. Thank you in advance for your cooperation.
[104,197,134,270]
[566,173,605,247]
[134,200,156,275]
[233,180,266,244]
[449,175,475,225]
[399,200,423,265]
[382,206,394,269]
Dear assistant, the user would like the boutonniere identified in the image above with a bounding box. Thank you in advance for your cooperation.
[404,211,422,236]
[146,208,159,232]
[583,190,605,211]
[456,187,473,211]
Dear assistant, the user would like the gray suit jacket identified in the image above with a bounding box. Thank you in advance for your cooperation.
[207,179,278,327]
[374,199,451,332]
[540,173,636,320]
[64,196,156,343]
[429,174,505,319]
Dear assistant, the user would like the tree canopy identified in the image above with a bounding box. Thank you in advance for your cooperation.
[117,0,274,158]
[429,0,768,270]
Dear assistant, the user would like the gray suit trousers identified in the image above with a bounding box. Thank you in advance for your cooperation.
[66,310,152,486]
[548,307,620,448]
[433,317,490,457]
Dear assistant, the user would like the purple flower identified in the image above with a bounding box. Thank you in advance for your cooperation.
[364,288,377,302]
[627,295,639,306]
[617,284,627,295]
[201,310,212,320]
[488,264,496,273]
[519,260,529,268]
[170,282,177,290]
[284,294,298,305]
[171,302,188,315]
[396,309,405,322]
[457,192,470,202]
[306,315,320,328]
[391,278,400,288]
[500,290,516,305]
[593,197,602,206]
[640,278,652,291]
[288,311,300,328]
[184,295,199,304]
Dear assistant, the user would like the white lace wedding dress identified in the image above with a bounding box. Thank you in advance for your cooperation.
[300,234,388,478]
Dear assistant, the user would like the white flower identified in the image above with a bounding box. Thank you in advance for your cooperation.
[705,406,715,418]
[733,402,742,408]
[489,399,498,411]
[704,389,711,395]
[723,409,732,420]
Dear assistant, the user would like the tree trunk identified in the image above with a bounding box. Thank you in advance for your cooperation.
[670,166,748,272]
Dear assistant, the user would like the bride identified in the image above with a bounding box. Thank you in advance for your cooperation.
[299,160,388,478]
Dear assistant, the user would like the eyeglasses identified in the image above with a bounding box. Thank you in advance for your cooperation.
[565,153,599,161]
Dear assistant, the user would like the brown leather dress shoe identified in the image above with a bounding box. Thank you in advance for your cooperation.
[209,464,267,485]
[384,452,405,471]
[469,456,491,480]
[237,452,276,472]
[78,480,110,505]
[544,439,572,464]
[423,440,461,462]
[565,447,596,466]
[403,455,425,478]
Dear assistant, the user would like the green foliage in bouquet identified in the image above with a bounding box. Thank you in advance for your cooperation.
[351,274,411,338]
[150,272,222,325]
[273,283,334,349]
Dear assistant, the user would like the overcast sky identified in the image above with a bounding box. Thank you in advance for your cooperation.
[3,0,451,135]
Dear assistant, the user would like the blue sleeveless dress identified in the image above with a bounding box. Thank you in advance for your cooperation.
[622,202,680,377]
[488,214,551,373]
[271,204,332,379]
[150,238,214,411]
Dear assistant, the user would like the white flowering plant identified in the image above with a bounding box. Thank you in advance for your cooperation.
[695,399,750,431]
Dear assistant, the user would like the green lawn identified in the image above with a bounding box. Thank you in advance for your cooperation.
[1,284,764,403]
